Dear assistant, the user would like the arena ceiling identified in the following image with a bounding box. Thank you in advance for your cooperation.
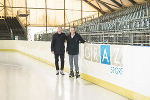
[0,0,147,27]
[84,0,147,14]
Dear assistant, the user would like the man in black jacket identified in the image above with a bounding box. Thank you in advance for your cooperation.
[51,26,67,75]
[66,27,86,78]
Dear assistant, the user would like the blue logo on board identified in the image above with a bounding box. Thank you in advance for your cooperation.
[100,45,111,65]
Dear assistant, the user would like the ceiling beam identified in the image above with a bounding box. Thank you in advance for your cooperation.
[97,0,115,12]
[128,0,137,5]
[83,0,105,15]
[110,0,123,7]
[102,1,120,8]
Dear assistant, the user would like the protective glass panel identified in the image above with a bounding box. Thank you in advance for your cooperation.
[0,0,4,16]
[0,0,3,6]
[6,0,26,7]
[0,8,4,16]
[82,2,98,18]
[29,9,46,26]
[66,0,81,23]
[47,0,64,9]
[27,0,45,8]
[7,8,26,17]
[47,10,64,26]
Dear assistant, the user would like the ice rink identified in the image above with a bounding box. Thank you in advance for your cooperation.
[0,51,130,100]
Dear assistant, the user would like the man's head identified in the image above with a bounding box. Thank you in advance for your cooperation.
[70,27,75,35]
[57,26,62,34]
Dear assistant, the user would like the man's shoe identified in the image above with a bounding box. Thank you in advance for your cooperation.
[56,70,59,75]
[76,71,80,79]
[60,70,65,75]
[69,71,74,77]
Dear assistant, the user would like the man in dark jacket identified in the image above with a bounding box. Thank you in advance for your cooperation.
[66,27,86,78]
[51,26,67,75]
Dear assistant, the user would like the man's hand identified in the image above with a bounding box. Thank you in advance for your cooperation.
[66,51,68,54]
[51,51,54,54]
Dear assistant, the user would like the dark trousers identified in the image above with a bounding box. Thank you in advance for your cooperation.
[54,54,64,70]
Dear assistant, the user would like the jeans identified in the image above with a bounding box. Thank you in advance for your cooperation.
[54,54,64,70]
[69,55,79,72]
